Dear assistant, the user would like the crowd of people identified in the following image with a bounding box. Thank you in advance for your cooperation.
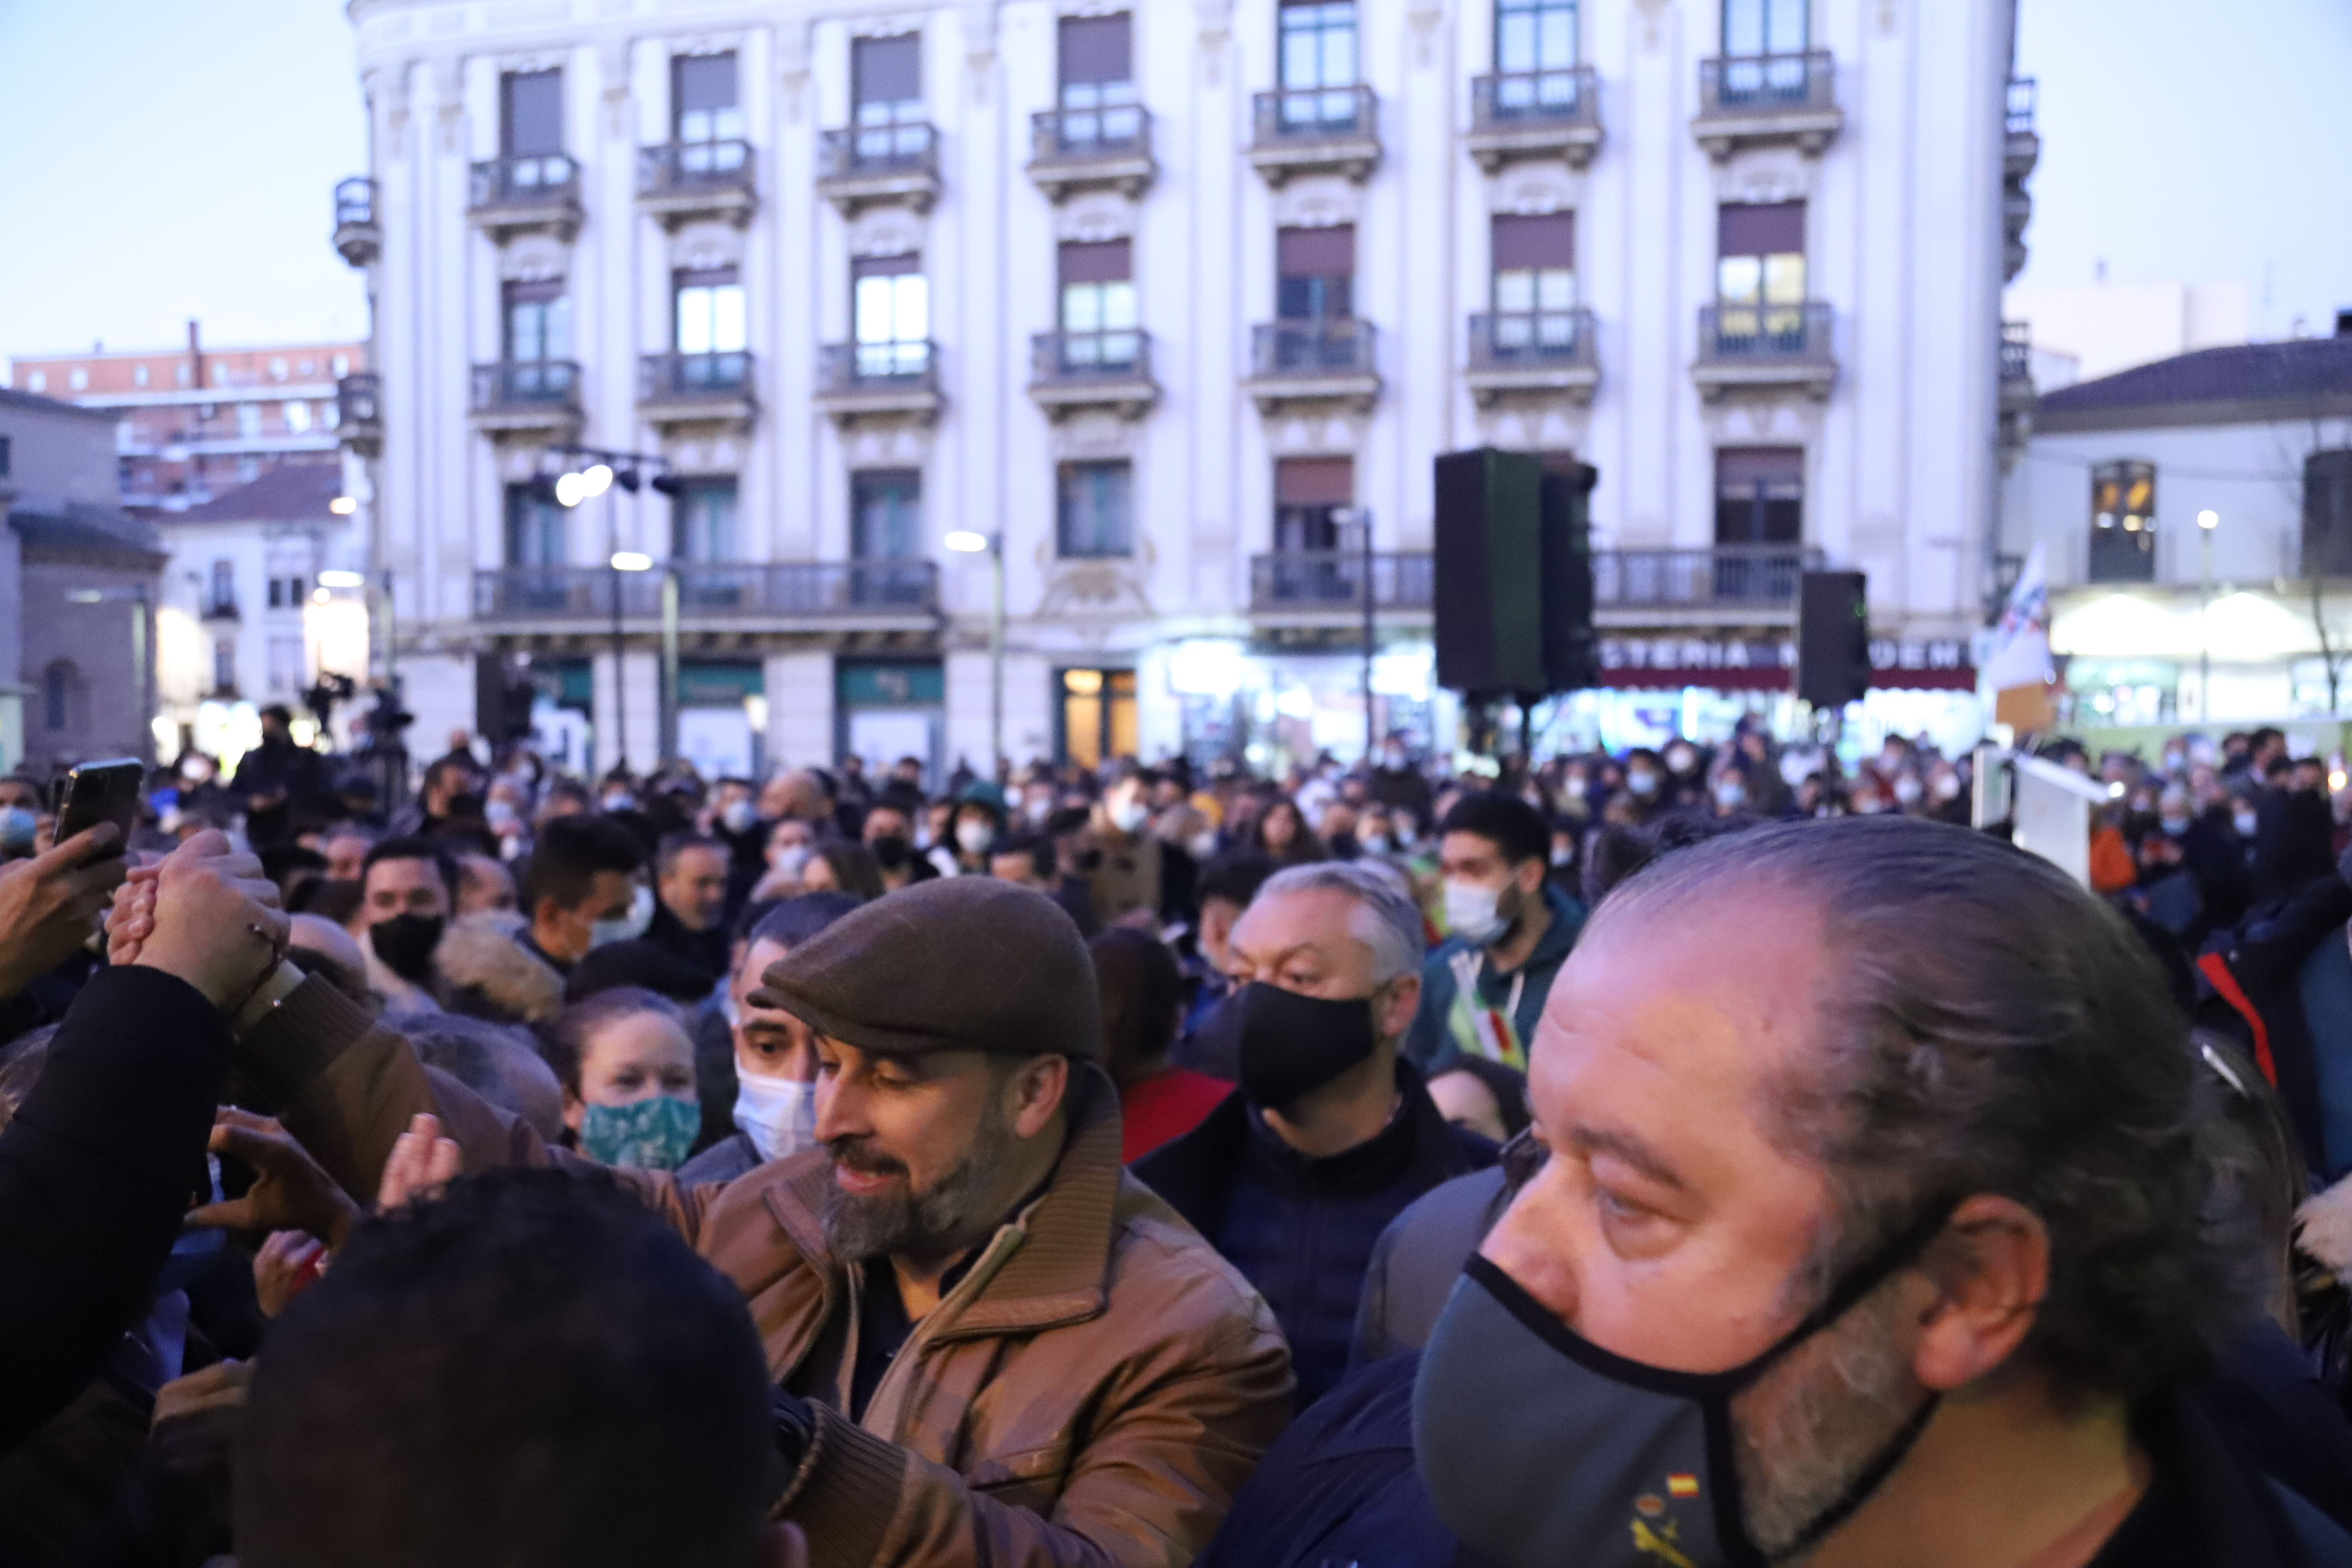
[1,700,2351,1566]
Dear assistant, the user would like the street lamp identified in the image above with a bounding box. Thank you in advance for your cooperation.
[541,445,674,771]
[2198,509,2219,720]
[945,530,1004,775]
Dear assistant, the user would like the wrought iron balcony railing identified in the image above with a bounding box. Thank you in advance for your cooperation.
[1250,551,1433,612]
[640,351,755,400]
[1697,51,1836,115]
[639,139,755,195]
[2006,76,2038,138]
[1031,104,1152,162]
[470,360,582,412]
[1592,545,1823,610]
[1470,67,1599,129]
[819,341,938,394]
[337,373,382,429]
[468,154,581,210]
[1697,302,1834,363]
[473,560,940,622]
[1251,84,1378,145]
[1467,308,1596,369]
[1031,329,1152,384]
[819,122,940,180]
[2001,322,2032,385]
[1250,318,1378,377]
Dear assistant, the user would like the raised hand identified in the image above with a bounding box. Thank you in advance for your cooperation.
[377,1112,462,1211]
[252,1230,328,1318]
[0,824,129,999]
[129,830,288,1009]
[187,1109,364,1250]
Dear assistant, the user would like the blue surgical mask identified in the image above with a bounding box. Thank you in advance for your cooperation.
[576,1095,700,1170]
[0,807,37,854]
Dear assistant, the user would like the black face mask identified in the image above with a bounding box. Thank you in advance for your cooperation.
[869,834,910,870]
[370,913,445,982]
[1229,981,1380,1111]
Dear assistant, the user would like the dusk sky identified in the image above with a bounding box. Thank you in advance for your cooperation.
[0,0,2345,363]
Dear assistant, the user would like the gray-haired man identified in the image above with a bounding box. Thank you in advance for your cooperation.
[1133,862,1498,1406]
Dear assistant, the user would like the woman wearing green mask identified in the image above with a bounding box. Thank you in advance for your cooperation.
[543,986,701,1171]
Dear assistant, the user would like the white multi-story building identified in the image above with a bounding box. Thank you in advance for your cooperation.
[341,0,2022,778]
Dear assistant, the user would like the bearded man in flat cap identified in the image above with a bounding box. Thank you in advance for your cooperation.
[226,877,1294,1568]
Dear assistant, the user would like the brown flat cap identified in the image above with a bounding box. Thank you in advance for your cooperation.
[751,877,1102,1062]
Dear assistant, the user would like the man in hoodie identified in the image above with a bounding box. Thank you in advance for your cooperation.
[1404,793,1583,1073]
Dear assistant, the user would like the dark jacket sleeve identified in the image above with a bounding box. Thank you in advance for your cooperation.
[0,967,231,1453]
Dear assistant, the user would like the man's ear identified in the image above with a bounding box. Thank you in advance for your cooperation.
[1515,857,1548,900]
[1377,971,1422,1044]
[1909,1193,2049,1393]
[1009,1054,1070,1140]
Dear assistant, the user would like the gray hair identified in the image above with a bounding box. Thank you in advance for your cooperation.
[1254,861,1425,983]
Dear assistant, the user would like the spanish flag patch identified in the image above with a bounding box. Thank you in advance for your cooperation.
[1666,1474,1700,1498]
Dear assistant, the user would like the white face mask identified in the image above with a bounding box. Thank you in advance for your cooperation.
[484,799,517,830]
[956,819,996,856]
[591,884,655,949]
[769,843,811,879]
[1108,797,1150,835]
[1025,795,1052,824]
[601,790,635,813]
[1187,830,1220,861]
[1443,878,1511,947]
[2234,808,2259,838]
[1625,769,1660,798]
[732,1070,819,1164]
[1360,833,1391,855]
[721,799,758,835]
[1893,776,1924,806]
[1714,780,1746,810]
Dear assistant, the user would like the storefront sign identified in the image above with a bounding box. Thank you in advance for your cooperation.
[1596,636,1975,692]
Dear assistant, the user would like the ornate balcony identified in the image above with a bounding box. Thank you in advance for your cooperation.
[1692,52,1842,161]
[467,154,583,243]
[1592,546,1823,614]
[473,560,941,632]
[1465,68,1602,173]
[337,373,383,458]
[637,140,757,230]
[469,360,583,437]
[816,123,941,215]
[1027,330,1158,421]
[332,177,380,267]
[1246,85,1381,186]
[1464,309,1599,407]
[1690,303,1836,402]
[1250,551,1433,619]
[2005,77,2040,181]
[1027,106,1156,201]
[639,351,757,431]
[1243,319,1380,415]
[814,341,941,424]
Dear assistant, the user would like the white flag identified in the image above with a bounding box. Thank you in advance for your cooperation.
[1980,542,2054,691]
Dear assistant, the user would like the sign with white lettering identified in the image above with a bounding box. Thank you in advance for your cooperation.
[1595,636,1975,692]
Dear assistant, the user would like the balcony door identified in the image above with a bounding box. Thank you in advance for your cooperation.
[1494,0,1579,116]
[1490,213,1576,357]
[1278,0,1358,127]
[1058,15,1138,149]
[674,266,746,390]
[505,482,567,568]
[852,470,923,606]
[1277,225,1354,320]
[1059,240,1137,369]
[1275,456,1352,553]
[672,479,738,563]
[1723,0,1806,55]
[852,256,928,378]
[502,280,572,399]
[853,35,925,157]
[1717,202,1805,348]
[501,70,564,157]
[1715,449,1804,545]
[672,52,744,172]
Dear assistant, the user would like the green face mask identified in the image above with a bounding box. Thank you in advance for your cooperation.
[577,1095,701,1171]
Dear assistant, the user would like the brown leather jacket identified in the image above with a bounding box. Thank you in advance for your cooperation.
[248,980,1293,1568]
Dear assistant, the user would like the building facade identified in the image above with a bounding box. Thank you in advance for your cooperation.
[7,328,368,513]
[344,0,2020,778]
[153,463,375,764]
[0,389,167,771]
[2002,327,2352,733]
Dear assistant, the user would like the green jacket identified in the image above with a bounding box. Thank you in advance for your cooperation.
[1404,881,1585,1072]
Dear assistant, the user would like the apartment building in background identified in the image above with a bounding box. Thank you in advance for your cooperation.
[8,328,368,513]
[341,0,2025,777]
